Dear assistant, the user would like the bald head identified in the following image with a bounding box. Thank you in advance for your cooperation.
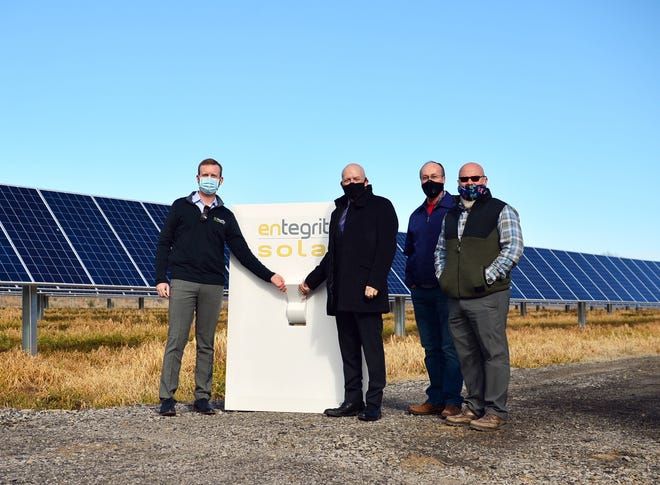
[458,162,487,186]
[341,163,368,185]
[459,162,484,177]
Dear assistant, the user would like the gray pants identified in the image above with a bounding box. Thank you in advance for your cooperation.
[159,279,224,401]
[448,290,511,419]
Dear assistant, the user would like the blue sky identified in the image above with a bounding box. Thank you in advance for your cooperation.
[1,1,659,260]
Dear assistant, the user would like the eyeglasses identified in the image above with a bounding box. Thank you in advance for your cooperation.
[200,205,210,222]
[459,175,485,183]
[421,174,444,182]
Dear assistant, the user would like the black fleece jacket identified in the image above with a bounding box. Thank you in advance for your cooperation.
[154,192,274,286]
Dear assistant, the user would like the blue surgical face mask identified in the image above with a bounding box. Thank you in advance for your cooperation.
[199,177,219,195]
[458,184,487,201]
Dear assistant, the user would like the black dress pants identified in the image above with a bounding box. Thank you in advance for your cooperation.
[335,311,386,409]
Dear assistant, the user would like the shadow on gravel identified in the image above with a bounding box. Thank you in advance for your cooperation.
[509,357,659,439]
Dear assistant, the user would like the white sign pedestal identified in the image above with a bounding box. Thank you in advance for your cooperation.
[225,202,350,413]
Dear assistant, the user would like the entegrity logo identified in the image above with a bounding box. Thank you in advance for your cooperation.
[256,217,330,258]
[257,218,330,240]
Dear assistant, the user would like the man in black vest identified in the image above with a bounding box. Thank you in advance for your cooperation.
[434,162,523,431]
[299,163,398,422]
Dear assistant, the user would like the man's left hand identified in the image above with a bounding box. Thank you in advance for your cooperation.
[365,285,378,299]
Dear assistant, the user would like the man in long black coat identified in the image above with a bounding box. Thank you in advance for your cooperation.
[300,163,398,421]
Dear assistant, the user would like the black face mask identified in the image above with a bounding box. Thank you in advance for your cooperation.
[422,180,444,199]
[341,182,366,200]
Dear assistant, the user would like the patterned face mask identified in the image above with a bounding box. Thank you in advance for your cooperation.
[457,184,487,201]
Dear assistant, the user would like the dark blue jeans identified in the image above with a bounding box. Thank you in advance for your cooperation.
[411,286,463,407]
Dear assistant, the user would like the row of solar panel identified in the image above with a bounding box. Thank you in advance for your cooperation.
[392,232,660,304]
[1,184,658,304]
[0,284,159,297]
[0,184,169,287]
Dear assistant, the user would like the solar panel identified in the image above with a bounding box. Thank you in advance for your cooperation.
[540,249,594,301]
[94,197,161,287]
[0,226,31,283]
[650,261,660,294]
[629,259,660,298]
[142,202,170,230]
[552,250,609,301]
[387,268,408,296]
[615,257,656,303]
[587,254,638,302]
[512,249,561,300]
[41,190,147,287]
[609,255,652,302]
[509,277,525,300]
[388,233,409,295]
[508,263,543,300]
[526,248,578,301]
[569,252,622,302]
[224,245,230,287]
[0,185,91,285]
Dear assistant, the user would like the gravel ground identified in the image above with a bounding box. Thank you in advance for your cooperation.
[1,356,658,484]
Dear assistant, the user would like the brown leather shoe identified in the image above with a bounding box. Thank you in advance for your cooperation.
[470,414,507,431]
[445,405,479,426]
[407,402,443,415]
[440,404,461,419]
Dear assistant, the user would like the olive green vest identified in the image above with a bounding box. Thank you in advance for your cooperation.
[439,194,510,298]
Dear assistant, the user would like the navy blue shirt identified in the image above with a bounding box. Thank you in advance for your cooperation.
[403,191,456,288]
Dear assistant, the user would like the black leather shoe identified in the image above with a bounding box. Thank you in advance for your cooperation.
[159,398,176,416]
[358,406,382,422]
[193,398,216,415]
[324,401,364,417]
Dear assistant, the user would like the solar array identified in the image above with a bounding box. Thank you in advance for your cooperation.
[1,183,657,354]
[0,183,658,305]
[511,247,659,304]
[0,184,164,292]
[390,229,659,306]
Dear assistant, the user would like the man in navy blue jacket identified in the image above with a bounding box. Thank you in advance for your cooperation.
[404,161,463,418]
[155,158,286,417]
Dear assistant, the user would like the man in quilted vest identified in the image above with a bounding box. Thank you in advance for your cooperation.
[434,162,523,431]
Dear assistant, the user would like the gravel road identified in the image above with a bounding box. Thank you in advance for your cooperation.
[1,356,658,484]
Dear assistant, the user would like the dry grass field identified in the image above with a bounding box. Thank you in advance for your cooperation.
[0,296,658,410]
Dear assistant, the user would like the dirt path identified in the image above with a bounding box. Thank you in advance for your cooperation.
[0,356,658,484]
